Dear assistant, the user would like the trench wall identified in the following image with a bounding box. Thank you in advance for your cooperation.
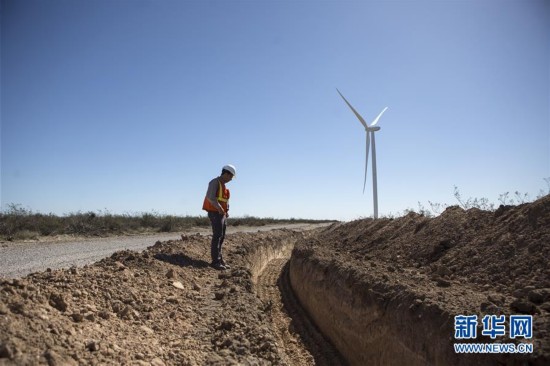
[241,233,517,366]
[289,254,507,366]
[245,235,296,284]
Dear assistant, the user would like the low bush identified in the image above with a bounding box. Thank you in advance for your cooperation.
[0,205,334,241]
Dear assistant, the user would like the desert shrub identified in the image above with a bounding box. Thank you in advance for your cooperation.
[0,204,334,240]
[406,179,550,218]
[35,213,64,236]
[0,204,34,240]
[65,212,95,235]
[140,213,159,228]
[192,217,210,227]
[158,216,176,232]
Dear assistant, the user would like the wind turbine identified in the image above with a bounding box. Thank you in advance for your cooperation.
[337,89,388,219]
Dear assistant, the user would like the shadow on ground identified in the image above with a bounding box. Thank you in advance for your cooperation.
[154,253,210,268]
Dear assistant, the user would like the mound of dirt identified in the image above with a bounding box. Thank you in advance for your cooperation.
[0,230,309,365]
[292,195,550,365]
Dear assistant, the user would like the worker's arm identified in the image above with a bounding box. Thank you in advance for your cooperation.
[206,179,225,215]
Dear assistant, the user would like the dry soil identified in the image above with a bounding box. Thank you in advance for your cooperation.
[1,196,549,365]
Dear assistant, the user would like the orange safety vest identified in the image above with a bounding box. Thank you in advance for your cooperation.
[202,180,230,213]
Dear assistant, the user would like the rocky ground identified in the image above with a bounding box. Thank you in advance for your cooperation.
[0,229,322,365]
[1,196,549,365]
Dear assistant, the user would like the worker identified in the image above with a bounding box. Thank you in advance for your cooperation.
[202,164,236,270]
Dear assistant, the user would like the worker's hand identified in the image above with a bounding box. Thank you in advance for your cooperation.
[218,208,225,216]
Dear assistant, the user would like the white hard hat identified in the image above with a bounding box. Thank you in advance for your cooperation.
[222,164,236,176]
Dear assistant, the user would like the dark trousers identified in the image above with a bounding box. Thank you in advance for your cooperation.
[208,212,226,264]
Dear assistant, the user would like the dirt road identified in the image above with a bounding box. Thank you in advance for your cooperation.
[0,223,330,279]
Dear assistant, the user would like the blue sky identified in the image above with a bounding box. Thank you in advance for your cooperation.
[1,0,549,221]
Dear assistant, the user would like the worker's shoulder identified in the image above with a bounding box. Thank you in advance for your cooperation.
[208,177,220,187]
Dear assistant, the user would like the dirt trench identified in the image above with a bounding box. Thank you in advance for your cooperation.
[1,197,549,365]
[289,254,463,366]
[288,196,550,366]
[249,236,347,366]
[251,196,550,366]
[253,234,485,366]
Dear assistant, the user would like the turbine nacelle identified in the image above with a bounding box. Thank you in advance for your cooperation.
[366,126,380,132]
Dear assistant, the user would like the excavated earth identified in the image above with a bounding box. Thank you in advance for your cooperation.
[291,196,550,366]
[1,195,549,365]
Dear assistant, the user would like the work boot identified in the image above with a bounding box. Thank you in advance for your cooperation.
[210,262,226,271]
[220,259,231,269]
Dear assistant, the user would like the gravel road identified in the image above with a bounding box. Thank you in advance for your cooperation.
[0,223,331,279]
[0,233,183,279]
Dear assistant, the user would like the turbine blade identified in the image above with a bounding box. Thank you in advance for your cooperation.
[363,132,371,194]
[370,107,389,127]
[336,88,368,129]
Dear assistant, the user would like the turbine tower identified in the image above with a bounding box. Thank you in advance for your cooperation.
[337,89,388,219]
